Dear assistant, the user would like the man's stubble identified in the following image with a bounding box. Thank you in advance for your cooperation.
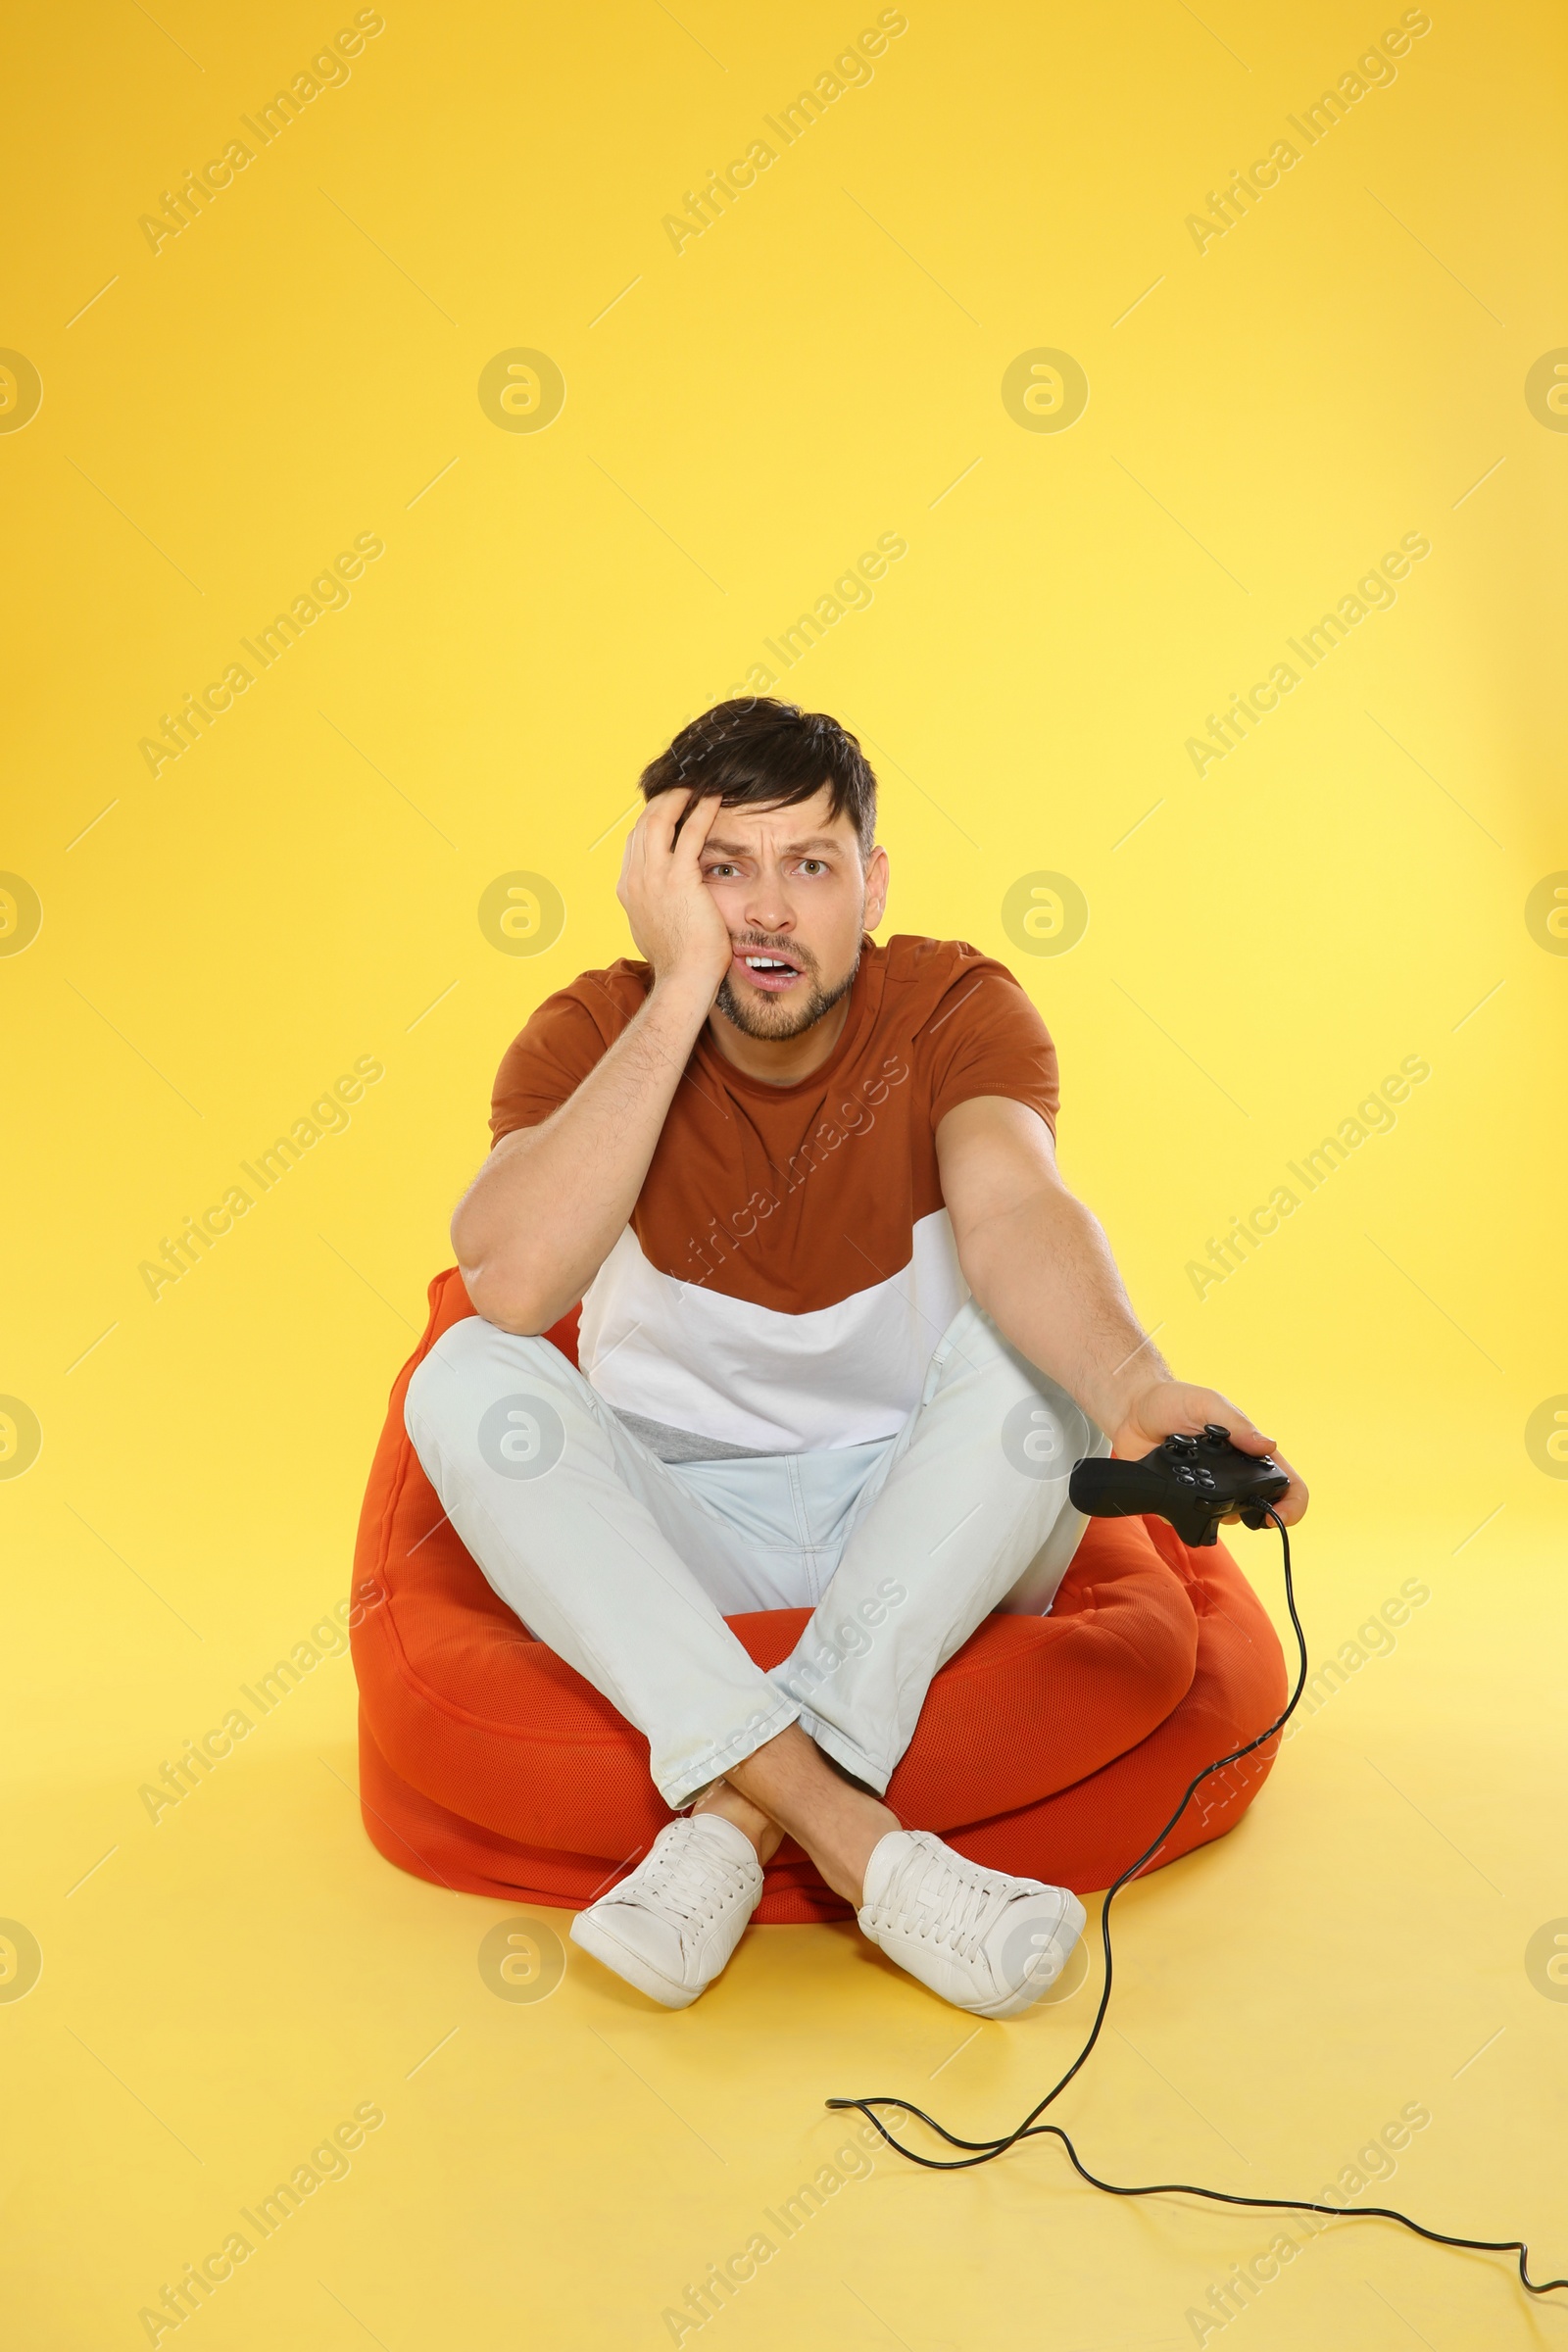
[714,932,863,1043]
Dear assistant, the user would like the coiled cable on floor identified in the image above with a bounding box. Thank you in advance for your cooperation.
[826,1508,1568,2302]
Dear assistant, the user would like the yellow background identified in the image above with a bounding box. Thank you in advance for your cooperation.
[4,0,1565,2344]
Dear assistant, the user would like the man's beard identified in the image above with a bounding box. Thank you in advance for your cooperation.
[714,934,862,1042]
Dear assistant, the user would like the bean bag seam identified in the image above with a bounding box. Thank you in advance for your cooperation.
[367,1563,1200,1753]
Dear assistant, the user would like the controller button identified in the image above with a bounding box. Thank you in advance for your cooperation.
[1197,1470,1216,1490]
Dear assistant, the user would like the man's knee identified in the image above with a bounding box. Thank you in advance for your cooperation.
[404,1320,569,1457]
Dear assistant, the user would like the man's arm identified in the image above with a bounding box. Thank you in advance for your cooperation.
[936,1095,1307,1524]
[451,794,730,1333]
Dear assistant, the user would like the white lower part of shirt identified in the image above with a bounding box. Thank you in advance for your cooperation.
[579,1208,968,1454]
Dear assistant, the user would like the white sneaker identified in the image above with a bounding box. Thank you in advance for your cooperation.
[857,1829,1087,2019]
[569,1815,764,2009]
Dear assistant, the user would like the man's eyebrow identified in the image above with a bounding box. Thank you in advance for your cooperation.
[701,833,845,856]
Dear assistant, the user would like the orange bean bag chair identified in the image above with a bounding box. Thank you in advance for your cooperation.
[349,1270,1288,1921]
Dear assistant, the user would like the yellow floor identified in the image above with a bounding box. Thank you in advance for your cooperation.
[6,1499,1565,2348]
[5,0,1566,2341]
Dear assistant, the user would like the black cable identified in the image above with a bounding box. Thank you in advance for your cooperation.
[826,1507,1568,2302]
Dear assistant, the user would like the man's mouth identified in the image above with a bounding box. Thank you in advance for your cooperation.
[734,946,806,993]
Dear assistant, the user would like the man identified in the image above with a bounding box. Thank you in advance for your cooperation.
[407,699,1305,2016]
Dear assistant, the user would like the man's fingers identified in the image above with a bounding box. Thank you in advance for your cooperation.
[1181,1387,1274,1453]
[616,804,653,892]
[1222,1454,1307,1527]
[626,789,725,869]
[1166,1384,1305,1524]
[620,790,692,896]
[1161,1375,1305,1527]
[1271,1454,1308,1525]
[639,791,686,857]
[670,790,720,867]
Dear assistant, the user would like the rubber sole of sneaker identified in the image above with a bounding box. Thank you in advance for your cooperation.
[568,1909,704,2010]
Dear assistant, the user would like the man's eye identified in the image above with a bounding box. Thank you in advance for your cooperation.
[799,859,827,876]
[705,862,739,879]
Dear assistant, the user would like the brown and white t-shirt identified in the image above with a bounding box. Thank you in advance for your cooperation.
[490,934,1059,1454]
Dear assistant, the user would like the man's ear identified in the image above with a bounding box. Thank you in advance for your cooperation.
[863,843,890,930]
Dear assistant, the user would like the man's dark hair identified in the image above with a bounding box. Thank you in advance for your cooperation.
[638,698,878,857]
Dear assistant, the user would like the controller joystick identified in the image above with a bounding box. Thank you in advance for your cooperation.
[1068,1423,1289,1547]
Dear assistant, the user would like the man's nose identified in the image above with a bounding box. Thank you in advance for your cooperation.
[743,868,794,934]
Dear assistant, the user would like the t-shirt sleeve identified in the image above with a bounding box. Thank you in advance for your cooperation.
[922,959,1060,1139]
[489,990,614,1145]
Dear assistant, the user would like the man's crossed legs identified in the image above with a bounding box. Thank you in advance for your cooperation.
[405,1299,1110,2013]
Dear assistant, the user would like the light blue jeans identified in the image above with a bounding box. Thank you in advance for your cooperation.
[404,1301,1108,1810]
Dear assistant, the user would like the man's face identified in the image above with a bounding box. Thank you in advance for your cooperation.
[693,786,889,1043]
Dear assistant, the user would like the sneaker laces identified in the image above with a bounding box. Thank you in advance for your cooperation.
[870,1837,1017,1965]
[624,1825,756,1932]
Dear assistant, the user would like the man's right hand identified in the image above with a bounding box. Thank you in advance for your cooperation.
[616,792,733,996]
[455,791,732,1333]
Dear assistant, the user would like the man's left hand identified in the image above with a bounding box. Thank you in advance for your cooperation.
[1109,1381,1308,1527]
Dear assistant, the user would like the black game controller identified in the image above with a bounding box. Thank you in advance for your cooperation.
[1068,1423,1290,1547]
